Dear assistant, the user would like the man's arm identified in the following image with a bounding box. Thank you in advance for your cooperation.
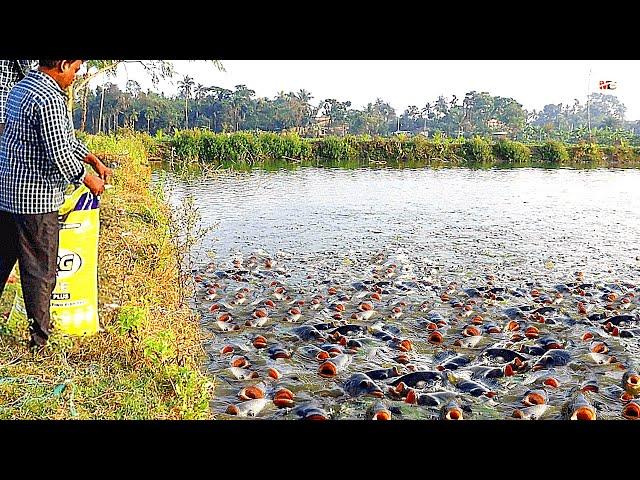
[38,98,106,195]
[68,131,113,183]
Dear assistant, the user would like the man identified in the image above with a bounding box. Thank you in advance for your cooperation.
[0,60,38,136]
[0,59,112,349]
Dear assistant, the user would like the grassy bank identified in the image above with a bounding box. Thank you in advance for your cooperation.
[0,131,213,419]
[165,130,640,168]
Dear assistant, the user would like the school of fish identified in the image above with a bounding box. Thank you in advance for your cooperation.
[194,250,640,420]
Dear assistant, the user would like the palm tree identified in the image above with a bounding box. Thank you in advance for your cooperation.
[178,75,195,129]
[194,83,210,122]
[421,103,433,133]
[129,109,139,130]
[295,89,314,127]
[230,85,255,131]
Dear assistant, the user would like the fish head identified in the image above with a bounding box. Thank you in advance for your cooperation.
[532,358,550,372]
[622,402,640,420]
[372,409,392,420]
[571,406,596,420]
[523,389,547,406]
[356,378,383,398]
[226,404,240,415]
[441,401,464,420]
[623,371,640,395]
[318,361,337,378]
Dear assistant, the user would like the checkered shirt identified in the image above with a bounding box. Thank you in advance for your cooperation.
[0,69,88,214]
[0,60,38,123]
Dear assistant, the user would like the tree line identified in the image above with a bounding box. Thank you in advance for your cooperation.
[72,76,640,145]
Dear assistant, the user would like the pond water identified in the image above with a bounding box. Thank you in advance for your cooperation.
[154,166,640,284]
[153,165,640,420]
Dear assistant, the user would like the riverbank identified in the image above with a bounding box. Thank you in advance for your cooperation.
[0,131,213,419]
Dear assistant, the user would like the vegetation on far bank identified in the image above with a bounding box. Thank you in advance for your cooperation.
[164,129,640,168]
[0,131,213,419]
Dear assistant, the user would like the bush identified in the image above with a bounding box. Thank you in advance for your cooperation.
[170,130,202,161]
[602,144,636,163]
[537,140,569,163]
[313,136,357,161]
[143,330,175,366]
[462,136,493,163]
[117,305,147,336]
[569,142,603,163]
[493,139,531,163]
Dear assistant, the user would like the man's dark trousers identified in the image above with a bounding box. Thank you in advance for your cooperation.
[0,210,59,346]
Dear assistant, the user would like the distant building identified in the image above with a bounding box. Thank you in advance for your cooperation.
[491,131,510,140]
[302,115,348,137]
[487,118,506,130]
[315,115,330,128]
[488,118,511,139]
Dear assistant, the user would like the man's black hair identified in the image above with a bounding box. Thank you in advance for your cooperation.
[38,60,83,68]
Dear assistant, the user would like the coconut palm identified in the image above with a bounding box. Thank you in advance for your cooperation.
[194,83,211,121]
[295,89,314,127]
[178,75,195,128]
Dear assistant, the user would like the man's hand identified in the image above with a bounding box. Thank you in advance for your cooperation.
[84,173,105,196]
[85,153,113,183]
[93,158,113,183]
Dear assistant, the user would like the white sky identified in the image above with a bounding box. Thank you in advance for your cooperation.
[103,60,640,120]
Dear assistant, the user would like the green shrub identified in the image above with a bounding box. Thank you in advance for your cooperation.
[493,139,531,163]
[143,330,175,366]
[117,305,147,336]
[170,130,202,161]
[603,144,636,163]
[462,136,493,163]
[165,364,212,420]
[569,142,603,163]
[314,136,357,161]
[537,140,569,163]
